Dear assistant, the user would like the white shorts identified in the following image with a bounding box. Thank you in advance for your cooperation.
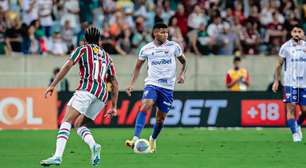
[67,90,105,120]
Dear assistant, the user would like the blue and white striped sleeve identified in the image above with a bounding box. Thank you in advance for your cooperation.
[278,44,287,58]
[174,43,183,57]
[138,47,147,60]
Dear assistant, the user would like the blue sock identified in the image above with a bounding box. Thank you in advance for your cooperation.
[287,119,298,134]
[134,112,146,137]
[151,123,163,140]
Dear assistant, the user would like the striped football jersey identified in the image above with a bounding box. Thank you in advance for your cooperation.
[69,44,116,101]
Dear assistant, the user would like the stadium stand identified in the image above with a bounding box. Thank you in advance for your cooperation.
[0,0,305,57]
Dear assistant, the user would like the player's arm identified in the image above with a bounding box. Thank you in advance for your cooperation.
[176,55,187,84]
[226,73,239,88]
[45,46,84,98]
[272,57,284,93]
[242,71,251,87]
[45,59,74,98]
[126,59,145,96]
[104,75,119,118]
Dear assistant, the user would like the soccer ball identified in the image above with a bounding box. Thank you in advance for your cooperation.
[133,139,151,154]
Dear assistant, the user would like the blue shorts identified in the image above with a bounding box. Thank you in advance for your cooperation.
[283,86,306,106]
[142,85,174,113]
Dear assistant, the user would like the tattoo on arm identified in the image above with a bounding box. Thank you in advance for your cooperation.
[274,57,284,82]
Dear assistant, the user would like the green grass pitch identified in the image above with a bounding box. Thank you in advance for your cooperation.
[1,128,306,168]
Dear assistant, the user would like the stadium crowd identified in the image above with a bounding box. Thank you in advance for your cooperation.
[0,0,305,56]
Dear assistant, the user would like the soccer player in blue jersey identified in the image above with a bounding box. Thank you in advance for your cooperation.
[125,22,186,152]
[272,24,306,142]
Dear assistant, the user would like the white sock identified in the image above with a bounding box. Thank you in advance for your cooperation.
[133,136,139,141]
[54,122,71,158]
[77,126,96,149]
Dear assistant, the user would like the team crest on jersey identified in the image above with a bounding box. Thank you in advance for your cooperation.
[93,47,100,54]
[144,90,149,96]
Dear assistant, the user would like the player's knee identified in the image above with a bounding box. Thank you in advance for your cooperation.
[156,117,165,125]
[140,104,152,113]
[73,120,82,128]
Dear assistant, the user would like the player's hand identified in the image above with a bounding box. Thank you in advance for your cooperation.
[104,108,118,119]
[126,86,133,96]
[176,75,185,84]
[44,86,55,98]
[272,81,279,93]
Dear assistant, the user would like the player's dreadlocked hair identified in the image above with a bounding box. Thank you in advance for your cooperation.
[85,26,100,45]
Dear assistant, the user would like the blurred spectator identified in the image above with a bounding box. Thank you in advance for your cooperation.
[117,26,132,54]
[161,0,174,24]
[31,19,47,54]
[168,16,185,50]
[28,24,39,54]
[93,5,104,29]
[0,0,9,13]
[266,12,287,55]
[154,6,164,24]
[190,23,213,55]
[49,67,69,91]
[6,17,22,53]
[260,0,284,26]
[187,5,207,30]
[100,24,126,55]
[173,4,188,38]
[207,13,230,54]
[225,57,250,91]
[0,24,10,55]
[60,0,80,32]
[48,32,67,56]
[231,2,245,24]
[283,11,300,39]
[37,0,53,38]
[134,0,148,17]
[246,5,261,28]
[61,20,74,53]
[21,0,38,25]
[79,0,94,23]
[240,21,260,55]
[77,21,88,46]
[131,16,152,54]
[219,24,242,55]
[281,0,299,19]
[0,0,305,56]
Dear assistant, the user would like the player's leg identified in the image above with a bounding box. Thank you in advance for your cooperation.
[297,105,306,139]
[149,87,173,152]
[149,109,166,153]
[40,106,80,166]
[297,88,306,139]
[74,98,105,166]
[126,85,157,148]
[125,99,154,148]
[75,115,98,150]
[283,86,301,142]
[286,103,300,142]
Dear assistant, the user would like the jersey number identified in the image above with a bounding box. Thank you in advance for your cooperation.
[94,60,107,80]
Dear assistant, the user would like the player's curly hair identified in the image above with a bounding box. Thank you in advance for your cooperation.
[85,26,100,45]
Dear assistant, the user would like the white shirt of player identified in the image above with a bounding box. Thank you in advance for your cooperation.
[139,40,183,90]
[279,39,306,88]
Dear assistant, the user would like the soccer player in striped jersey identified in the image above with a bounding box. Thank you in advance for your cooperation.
[272,24,306,142]
[125,22,186,152]
[40,27,118,166]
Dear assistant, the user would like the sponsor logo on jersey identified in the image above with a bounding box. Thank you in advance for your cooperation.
[151,59,172,65]
[158,79,168,83]
[290,57,306,62]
